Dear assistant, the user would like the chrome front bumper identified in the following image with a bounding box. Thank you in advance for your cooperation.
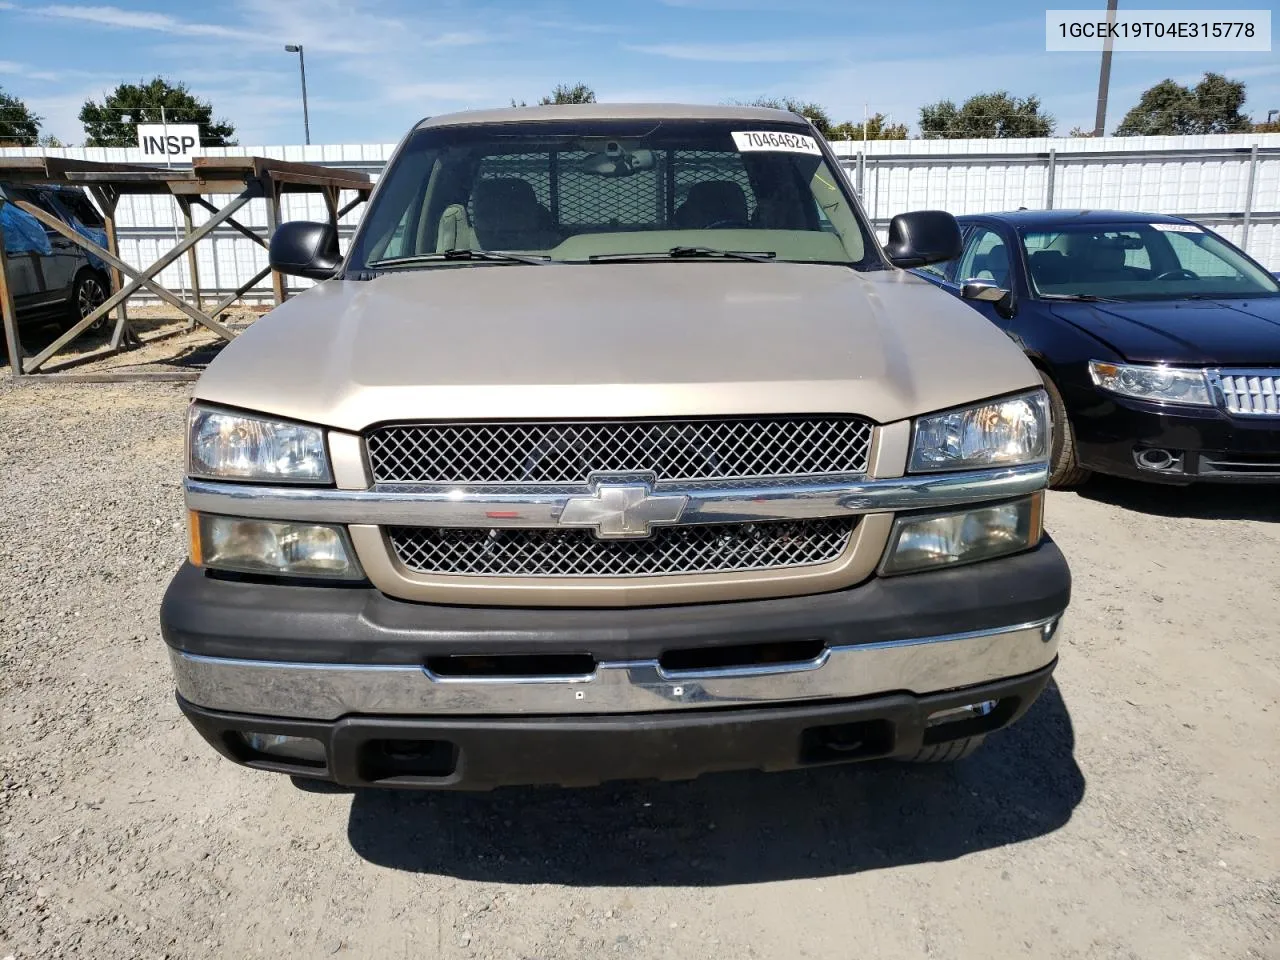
[170,614,1063,721]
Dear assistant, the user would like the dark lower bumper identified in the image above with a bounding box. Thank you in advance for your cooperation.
[160,539,1071,665]
[1074,395,1280,484]
[177,661,1054,790]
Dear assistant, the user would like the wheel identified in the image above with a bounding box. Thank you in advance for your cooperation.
[69,270,109,332]
[903,736,986,763]
[1039,370,1091,489]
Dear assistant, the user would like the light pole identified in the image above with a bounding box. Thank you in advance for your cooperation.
[284,43,311,145]
[1092,0,1119,136]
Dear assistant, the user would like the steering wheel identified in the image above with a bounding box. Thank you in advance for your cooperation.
[703,218,750,229]
[1154,268,1198,281]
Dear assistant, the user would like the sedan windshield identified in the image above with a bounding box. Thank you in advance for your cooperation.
[349,119,873,270]
[1021,222,1279,300]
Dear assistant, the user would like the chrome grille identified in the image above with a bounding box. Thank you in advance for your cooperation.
[387,519,856,578]
[366,417,874,485]
[1213,370,1280,416]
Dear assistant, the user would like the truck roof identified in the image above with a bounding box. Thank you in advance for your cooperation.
[415,103,807,129]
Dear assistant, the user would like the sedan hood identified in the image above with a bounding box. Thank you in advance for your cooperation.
[1051,297,1280,366]
[196,262,1037,431]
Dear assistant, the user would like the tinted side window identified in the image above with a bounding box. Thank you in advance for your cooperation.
[54,190,105,228]
[957,227,1011,288]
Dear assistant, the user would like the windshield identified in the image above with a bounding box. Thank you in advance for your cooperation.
[348,119,874,271]
[1021,222,1279,301]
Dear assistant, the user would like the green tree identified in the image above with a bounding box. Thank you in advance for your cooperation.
[0,87,41,146]
[828,113,908,141]
[79,77,236,147]
[1113,73,1250,135]
[919,91,1055,138]
[738,97,833,137]
[540,83,596,105]
[512,83,597,107]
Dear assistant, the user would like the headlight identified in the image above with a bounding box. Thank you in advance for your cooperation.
[189,405,331,483]
[190,513,363,580]
[881,495,1043,575]
[910,391,1049,473]
[1088,361,1211,406]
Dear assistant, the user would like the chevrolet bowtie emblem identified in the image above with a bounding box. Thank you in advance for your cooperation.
[558,483,689,539]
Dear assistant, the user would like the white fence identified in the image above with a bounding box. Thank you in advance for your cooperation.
[3,133,1278,302]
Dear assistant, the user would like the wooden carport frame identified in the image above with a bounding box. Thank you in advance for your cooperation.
[0,156,372,381]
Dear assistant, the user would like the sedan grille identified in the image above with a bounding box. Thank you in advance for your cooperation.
[387,519,856,578]
[1214,371,1280,416]
[366,417,874,485]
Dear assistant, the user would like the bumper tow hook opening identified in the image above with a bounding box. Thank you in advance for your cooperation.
[360,738,458,781]
[800,719,894,765]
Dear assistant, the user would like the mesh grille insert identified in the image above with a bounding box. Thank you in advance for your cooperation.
[367,417,874,485]
[387,519,856,578]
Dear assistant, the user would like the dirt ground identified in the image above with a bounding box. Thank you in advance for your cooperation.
[1,378,1277,960]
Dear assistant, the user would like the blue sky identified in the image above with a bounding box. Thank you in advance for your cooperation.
[1,0,1276,145]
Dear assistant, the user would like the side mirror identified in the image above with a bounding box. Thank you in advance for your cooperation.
[961,280,1010,302]
[884,210,962,268]
[268,221,340,280]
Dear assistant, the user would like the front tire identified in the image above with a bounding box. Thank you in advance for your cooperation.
[1039,370,1091,489]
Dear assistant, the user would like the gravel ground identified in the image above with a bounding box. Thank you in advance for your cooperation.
[1,377,1277,960]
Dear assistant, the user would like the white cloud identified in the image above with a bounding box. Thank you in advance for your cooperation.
[36,4,246,38]
[626,41,833,63]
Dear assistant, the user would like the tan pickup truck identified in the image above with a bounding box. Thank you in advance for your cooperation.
[161,104,1070,789]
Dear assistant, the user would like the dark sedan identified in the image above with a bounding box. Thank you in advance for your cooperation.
[915,209,1280,486]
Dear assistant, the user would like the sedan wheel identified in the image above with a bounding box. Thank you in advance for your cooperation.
[1039,370,1091,488]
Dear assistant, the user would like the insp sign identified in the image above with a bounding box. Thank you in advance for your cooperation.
[135,124,201,163]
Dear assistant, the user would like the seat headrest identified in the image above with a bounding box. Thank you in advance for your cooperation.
[1088,243,1126,272]
[472,178,542,231]
[675,180,748,228]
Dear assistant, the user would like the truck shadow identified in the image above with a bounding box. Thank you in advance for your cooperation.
[1077,475,1280,522]
[340,681,1083,885]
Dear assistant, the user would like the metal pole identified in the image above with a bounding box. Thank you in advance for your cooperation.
[1241,144,1259,250]
[298,47,311,146]
[1093,0,1118,137]
[1045,149,1057,210]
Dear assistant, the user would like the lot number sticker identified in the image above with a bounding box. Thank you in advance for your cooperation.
[1150,222,1202,233]
[732,131,821,154]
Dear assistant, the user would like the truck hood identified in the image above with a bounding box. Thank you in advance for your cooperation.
[1050,297,1280,366]
[195,262,1038,431]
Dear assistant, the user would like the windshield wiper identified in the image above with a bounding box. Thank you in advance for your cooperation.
[588,246,776,264]
[367,249,551,269]
[1040,293,1121,303]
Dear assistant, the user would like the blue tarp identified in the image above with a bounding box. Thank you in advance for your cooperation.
[0,201,53,256]
[65,217,108,270]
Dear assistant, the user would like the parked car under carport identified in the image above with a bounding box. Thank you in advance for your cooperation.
[1,182,111,334]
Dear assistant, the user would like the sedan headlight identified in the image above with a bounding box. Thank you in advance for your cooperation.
[1088,361,1211,406]
[189,405,331,483]
[910,391,1049,473]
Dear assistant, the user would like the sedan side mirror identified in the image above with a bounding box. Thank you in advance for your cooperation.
[884,210,963,268]
[961,280,1010,302]
[268,221,341,280]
